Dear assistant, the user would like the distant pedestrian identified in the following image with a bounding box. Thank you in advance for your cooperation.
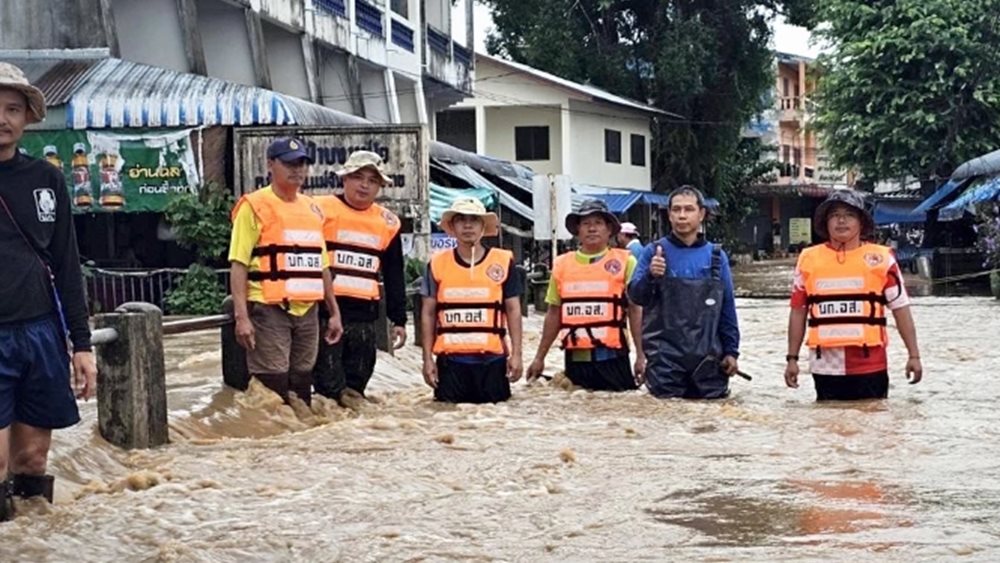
[618,222,643,259]
[783,190,922,400]
[0,62,96,519]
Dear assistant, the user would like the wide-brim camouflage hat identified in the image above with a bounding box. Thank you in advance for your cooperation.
[0,62,46,124]
[814,189,875,240]
[565,198,621,236]
[335,150,393,186]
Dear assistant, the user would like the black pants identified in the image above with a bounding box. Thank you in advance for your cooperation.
[565,355,637,392]
[435,356,511,404]
[813,372,889,401]
[313,321,377,399]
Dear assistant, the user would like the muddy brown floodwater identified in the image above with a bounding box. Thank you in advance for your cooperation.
[2,266,999,561]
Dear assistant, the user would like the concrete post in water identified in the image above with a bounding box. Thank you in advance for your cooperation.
[375,283,393,355]
[220,296,249,390]
[514,265,528,317]
[411,289,423,348]
[93,302,168,450]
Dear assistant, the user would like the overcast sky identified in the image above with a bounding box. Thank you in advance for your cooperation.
[455,3,821,59]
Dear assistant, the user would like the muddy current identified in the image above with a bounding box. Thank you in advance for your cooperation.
[2,271,999,561]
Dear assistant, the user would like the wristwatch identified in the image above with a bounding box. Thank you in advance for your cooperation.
[785,354,799,362]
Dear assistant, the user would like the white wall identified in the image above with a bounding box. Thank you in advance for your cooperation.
[568,100,652,190]
[360,65,391,123]
[425,0,450,33]
[484,106,563,176]
[262,20,310,100]
[197,0,257,86]
[317,48,358,115]
[395,74,421,124]
[112,0,189,73]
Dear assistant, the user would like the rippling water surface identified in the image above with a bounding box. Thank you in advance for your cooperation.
[2,291,999,562]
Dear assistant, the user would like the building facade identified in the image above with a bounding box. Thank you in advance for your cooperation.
[435,53,662,192]
[0,0,474,125]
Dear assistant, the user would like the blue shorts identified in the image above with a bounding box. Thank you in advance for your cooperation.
[0,315,81,429]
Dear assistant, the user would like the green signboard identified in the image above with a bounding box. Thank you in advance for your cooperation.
[20,129,201,213]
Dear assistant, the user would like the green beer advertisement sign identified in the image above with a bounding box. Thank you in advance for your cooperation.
[20,128,201,213]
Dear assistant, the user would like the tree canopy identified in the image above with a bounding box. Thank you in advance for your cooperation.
[481,0,815,200]
[812,0,1000,184]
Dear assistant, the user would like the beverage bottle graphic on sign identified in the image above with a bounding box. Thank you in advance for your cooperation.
[43,145,62,171]
[71,143,93,209]
[98,151,125,209]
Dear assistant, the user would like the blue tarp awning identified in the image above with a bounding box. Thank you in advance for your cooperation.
[591,191,721,214]
[593,191,643,213]
[429,184,497,224]
[873,201,925,225]
[938,177,1000,221]
[913,179,964,214]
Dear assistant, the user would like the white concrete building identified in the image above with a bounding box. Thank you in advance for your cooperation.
[435,53,666,191]
[0,0,474,125]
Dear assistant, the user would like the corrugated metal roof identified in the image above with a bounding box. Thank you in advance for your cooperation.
[478,53,678,118]
[34,59,101,105]
[2,53,367,129]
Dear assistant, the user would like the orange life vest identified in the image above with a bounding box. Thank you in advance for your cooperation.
[316,195,401,301]
[431,248,512,355]
[800,243,893,349]
[551,248,630,350]
[232,189,326,304]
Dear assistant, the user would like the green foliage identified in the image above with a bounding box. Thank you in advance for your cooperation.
[405,257,426,287]
[481,0,798,236]
[163,182,233,313]
[714,138,779,249]
[163,182,234,262]
[165,264,226,315]
[812,1,1000,182]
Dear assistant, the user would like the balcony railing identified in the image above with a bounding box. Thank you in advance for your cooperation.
[780,96,801,110]
[314,0,347,18]
[391,19,414,52]
[426,24,450,55]
[355,0,384,36]
[453,41,472,67]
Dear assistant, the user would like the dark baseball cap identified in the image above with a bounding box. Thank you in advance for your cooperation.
[266,137,314,163]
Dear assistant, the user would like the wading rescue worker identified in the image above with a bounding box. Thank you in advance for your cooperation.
[313,151,407,402]
[420,198,523,403]
[617,222,644,260]
[0,63,97,520]
[784,190,922,400]
[229,137,343,406]
[526,199,645,391]
[629,185,740,399]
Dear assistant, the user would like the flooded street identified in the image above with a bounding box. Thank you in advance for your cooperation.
[2,270,999,561]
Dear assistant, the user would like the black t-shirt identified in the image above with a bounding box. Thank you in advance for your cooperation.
[0,151,91,350]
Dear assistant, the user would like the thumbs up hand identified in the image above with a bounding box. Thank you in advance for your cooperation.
[649,245,666,278]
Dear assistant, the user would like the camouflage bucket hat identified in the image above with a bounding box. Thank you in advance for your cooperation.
[814,189,875,240]
[0,62,46,124]
[335,150,393,186]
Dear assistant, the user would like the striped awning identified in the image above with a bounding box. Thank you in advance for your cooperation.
[3,52,366,129]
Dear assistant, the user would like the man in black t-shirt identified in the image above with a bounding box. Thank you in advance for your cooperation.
[0,63,96,520]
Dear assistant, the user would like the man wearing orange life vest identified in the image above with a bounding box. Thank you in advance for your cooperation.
[784,190,923,400]
[420,198,523,403]
[526,199,645,391]
[312,150,407,402]
[229,137,344,406]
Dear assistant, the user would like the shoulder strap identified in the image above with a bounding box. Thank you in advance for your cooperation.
[710,244,722,279]
[0,195,46,265]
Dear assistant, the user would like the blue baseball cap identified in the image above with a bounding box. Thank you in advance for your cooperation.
[266,137,313,163]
